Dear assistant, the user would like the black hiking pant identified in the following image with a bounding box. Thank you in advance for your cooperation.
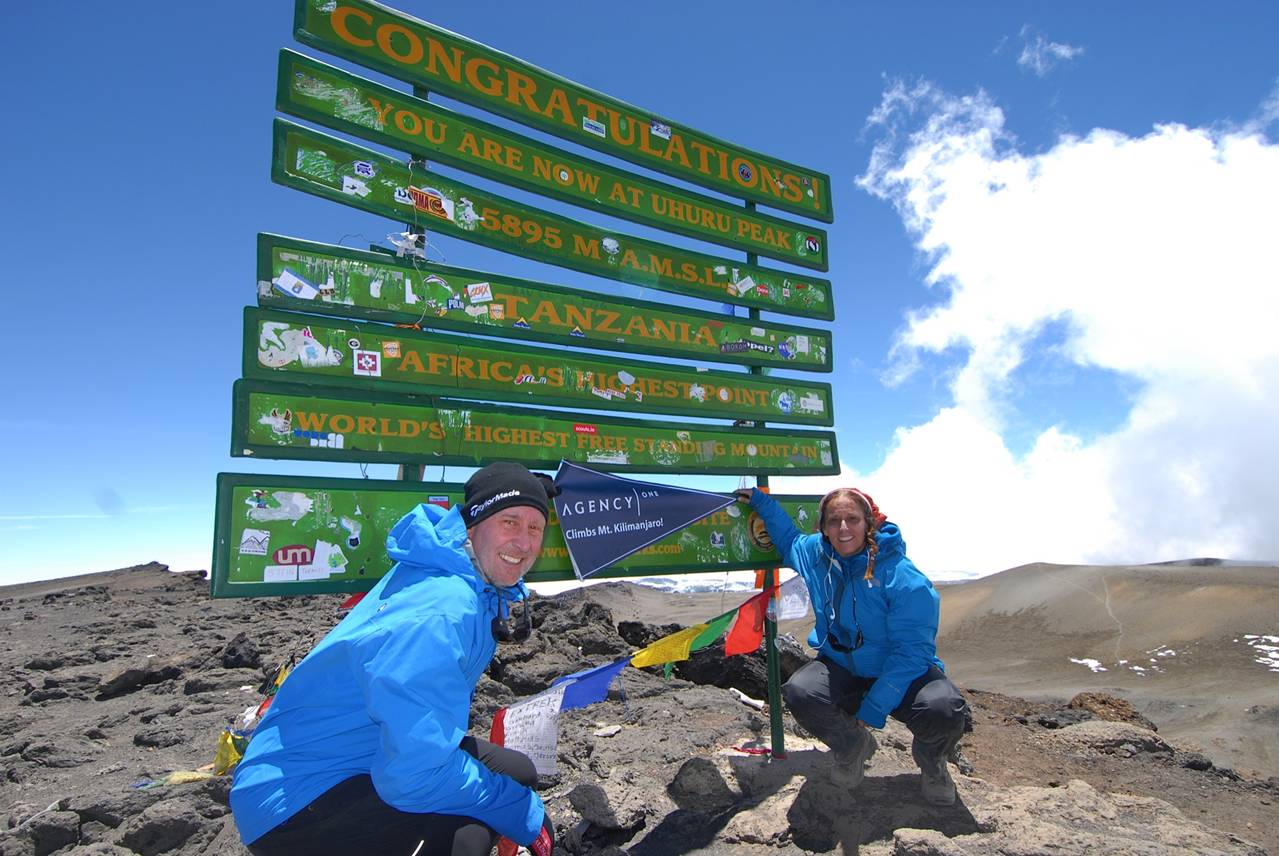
[246,737,536,856]
[783,657,969,764]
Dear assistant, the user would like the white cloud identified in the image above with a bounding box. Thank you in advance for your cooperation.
[777,81,1279,573]
[1240,77,1279,136]
[1016,25,1084,77]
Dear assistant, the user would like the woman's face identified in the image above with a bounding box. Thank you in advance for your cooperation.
[822,495,868,557]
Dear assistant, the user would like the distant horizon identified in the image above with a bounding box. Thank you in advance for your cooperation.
[4,555,1275,599]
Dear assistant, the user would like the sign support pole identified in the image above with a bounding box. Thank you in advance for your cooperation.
[396,83,432,485]
[744,202,786,760]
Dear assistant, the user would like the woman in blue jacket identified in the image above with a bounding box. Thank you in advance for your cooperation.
[736,486,968,805]
[231,463,556,855]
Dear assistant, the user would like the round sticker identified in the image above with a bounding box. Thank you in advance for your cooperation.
[747,512,773,551]
[347,338,361,349]
[738,163,753,182]
[718,388,731,402]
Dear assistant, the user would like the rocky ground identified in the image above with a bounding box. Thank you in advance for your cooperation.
[0,563,1274,855]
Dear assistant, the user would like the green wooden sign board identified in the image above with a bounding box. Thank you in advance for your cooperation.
[272,120,833,320]
[212,470,822,597]
[292,0,833,222]
[278,51,828,271]
[258,234,833,372]
[232,379,839,475]
[245,307,833,426]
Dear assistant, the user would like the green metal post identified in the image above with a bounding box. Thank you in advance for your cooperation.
[745,202,786,759]
[397,84,432,486]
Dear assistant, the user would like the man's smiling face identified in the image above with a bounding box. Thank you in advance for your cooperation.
[467,505,545,586]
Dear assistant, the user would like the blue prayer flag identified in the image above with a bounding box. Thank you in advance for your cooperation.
[552,657,631,711]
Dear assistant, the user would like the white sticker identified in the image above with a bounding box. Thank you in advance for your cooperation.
[353,350,382,377]
[246,491,314,523]
[274,270,319,301]
[582,117,606,137]
[263,565,299,583]
[464,304,490,318]
[354,160,376,178]
[313,540,348,570]
[298,564,333,581]
[649,120,672,141]
[798,392,825,414]
[796,335,810,354]
[238,528,271,556]
[616,370,636,386]
[731,275,756,297]
[341,175,371,198]
[466,282,493,303]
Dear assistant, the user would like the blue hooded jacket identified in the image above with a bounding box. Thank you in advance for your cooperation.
[749,489,944,728]
[229,503,544,846]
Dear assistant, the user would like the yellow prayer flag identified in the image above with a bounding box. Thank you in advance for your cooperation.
[629,624,708,669]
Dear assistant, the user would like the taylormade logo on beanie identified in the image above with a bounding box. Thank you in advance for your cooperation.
[462,462,552,528]
[468,490,520,520]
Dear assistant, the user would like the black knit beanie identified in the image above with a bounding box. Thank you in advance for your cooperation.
[462,462,553,528]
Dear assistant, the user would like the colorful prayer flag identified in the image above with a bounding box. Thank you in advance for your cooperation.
[724,590,771,656]
[775,574,812,620]
[552,657,630,711]
[630,624,708,668]
[690,611,736,651]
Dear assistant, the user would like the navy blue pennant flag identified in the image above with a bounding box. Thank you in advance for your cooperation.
[552,461,735,579]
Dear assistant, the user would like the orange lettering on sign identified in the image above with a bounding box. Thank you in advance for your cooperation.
[331,7,374,48]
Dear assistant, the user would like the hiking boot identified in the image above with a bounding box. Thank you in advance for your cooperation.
[912,741,957,806]
[829,727,877,790]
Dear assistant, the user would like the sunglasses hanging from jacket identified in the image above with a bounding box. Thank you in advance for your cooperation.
[492,601,533,643]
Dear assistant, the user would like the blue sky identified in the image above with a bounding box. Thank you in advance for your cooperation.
[2,2,1277,585]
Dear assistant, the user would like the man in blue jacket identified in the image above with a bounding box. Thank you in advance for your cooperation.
[231,462,557,855]
[736,486,969,806]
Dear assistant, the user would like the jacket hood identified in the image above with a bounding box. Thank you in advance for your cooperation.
[386,503,471,569]
[384,503,529,605]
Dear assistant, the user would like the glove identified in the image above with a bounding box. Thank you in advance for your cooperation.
[733,488,753,503]
[528,814,554,856]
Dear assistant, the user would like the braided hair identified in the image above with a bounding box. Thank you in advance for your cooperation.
[817,488,886,581]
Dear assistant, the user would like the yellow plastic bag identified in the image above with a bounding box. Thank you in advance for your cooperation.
[213,729,249,775]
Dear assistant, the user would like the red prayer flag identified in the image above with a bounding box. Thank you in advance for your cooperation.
[490,707,520,856]
[724,590,770,656]
[489,706,507,747]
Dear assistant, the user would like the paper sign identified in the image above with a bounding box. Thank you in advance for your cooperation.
[501,683,568,776]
